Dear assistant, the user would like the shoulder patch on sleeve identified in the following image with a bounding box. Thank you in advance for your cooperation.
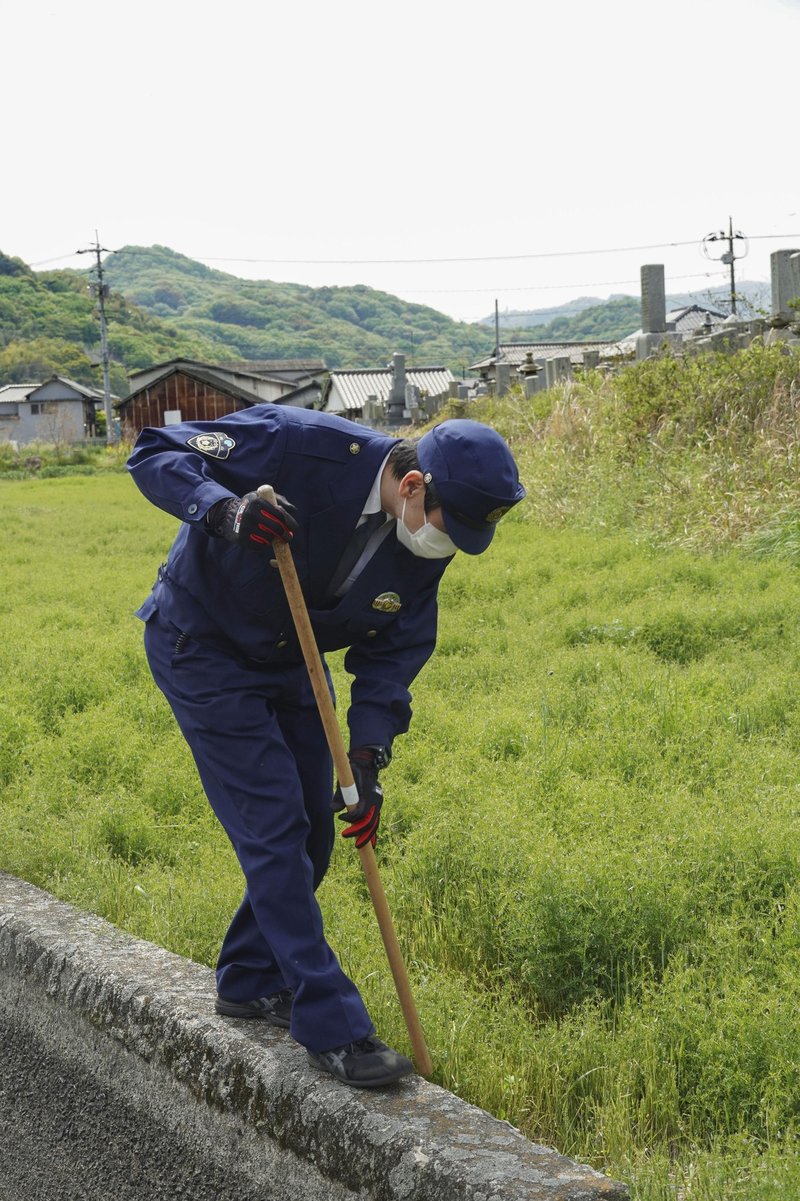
[186,433,236,459]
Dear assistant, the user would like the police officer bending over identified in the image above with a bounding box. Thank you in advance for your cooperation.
[128,406,524,1088]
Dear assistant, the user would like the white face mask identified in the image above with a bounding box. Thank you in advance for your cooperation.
[396,500,458,559]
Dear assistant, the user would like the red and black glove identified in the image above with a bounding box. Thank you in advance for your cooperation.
[331,747,386,849]
[207,491,298,549]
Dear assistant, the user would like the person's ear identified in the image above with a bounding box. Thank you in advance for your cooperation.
[398,470,424,499]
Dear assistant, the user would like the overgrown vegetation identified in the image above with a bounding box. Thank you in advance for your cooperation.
[0,439,130,480]
[476,339,800,554]
[3,340,800,1200]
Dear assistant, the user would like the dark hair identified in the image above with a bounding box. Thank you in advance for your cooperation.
[387,439,441,513]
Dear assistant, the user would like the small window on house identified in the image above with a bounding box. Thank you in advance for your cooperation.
[30,402,42,415]
[31,402,58,415]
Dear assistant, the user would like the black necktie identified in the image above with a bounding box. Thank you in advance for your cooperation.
[327,511,386,597]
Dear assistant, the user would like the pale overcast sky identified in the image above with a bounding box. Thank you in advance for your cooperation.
[5,0,799,323]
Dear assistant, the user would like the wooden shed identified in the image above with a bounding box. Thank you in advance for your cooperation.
[117,361,321,440]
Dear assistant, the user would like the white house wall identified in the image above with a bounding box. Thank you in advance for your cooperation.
[0,400,86,445]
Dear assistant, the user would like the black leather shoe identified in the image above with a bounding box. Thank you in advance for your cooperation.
[306,1036,413,1087]
[214,988,293,1028]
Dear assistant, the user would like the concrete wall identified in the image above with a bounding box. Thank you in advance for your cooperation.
[0,871,628,1201]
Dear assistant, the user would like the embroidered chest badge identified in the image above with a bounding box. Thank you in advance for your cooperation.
[187,433,236,459]
[372,591,402,613]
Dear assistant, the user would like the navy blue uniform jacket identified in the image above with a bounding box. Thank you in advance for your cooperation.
[128,405,453,751]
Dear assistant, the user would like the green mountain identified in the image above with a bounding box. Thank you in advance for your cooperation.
[103,246,496,375]
[0,250,227,398]
[0,246,502,397]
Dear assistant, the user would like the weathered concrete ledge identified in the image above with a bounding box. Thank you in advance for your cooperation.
[0,871,628,1200]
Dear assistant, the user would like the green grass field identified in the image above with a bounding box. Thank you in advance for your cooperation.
[3,348,800,1199]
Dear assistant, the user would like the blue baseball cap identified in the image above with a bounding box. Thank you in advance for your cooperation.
[417,419,526,555]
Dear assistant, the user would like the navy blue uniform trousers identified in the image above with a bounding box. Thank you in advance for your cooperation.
[143,608,374,1053]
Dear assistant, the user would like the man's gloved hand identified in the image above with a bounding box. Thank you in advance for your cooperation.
[332,747,385,849]
[207,491,298,548]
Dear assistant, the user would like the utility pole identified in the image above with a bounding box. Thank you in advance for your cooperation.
[702,218,748,316]
[77,233,116,444]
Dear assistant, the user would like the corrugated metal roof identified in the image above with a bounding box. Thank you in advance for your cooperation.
[618,305,731,347]
[219,359,327,375]
[471,342,627,370]
[28,376,107,401]
[128,358,216,380]
[0,378,111,407]
[129,358,327,383]
[667,304,728,332]
[0,384,38,405]
[327,368,455,413]
[128,359,319,395]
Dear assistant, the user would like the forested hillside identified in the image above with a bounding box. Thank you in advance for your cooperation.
[7,243,749,396]
[0,247,502,396]
[103,246,495,373]
[516,296,642,342]
[0,251,223,397]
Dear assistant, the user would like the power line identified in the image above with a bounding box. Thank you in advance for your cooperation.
[117,233,800,267]
[27,231,800,273]
[403,270,732,296]
[99,249,739,301]
[403,277,739,320]
[149,240,704,266]
[168,231,797,265]
[27,249,761,313]
[28,252,89,268]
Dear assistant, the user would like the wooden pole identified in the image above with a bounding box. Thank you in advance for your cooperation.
[258,486,433,1077]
